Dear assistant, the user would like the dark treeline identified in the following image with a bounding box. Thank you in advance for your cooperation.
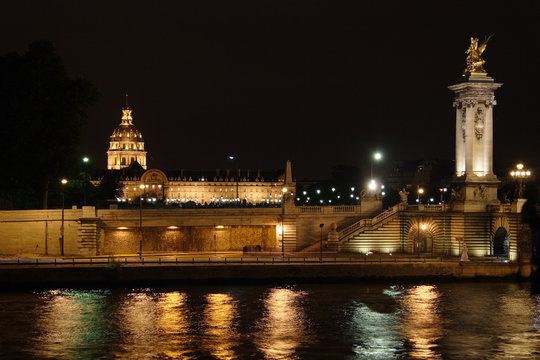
[0,40,98,209]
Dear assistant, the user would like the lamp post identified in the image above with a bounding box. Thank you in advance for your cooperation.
[368,179,377,192]
[60,178,68,256]
[82,156,89,206]
[510,163,531,198]
[371,152,382,180]
[417,187,424,204]
[319,223,324,263]
[139,184,145,259]
[439,187,447,204]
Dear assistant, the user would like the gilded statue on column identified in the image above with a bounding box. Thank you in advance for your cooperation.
[464,34,493,75]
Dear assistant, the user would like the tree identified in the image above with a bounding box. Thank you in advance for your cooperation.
[95,173,123,205]
[0,40,98,209]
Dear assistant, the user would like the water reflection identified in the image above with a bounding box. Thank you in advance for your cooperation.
[116,292,160,356]
[33,290,111,359]
[347,286,404,359]
[497,287,539,359]
[400,285,443,359]
[156,292,192,359]
[256,287,309,360]
[1,282,540,359]
[115,291,193,358]
[203,293,239,359]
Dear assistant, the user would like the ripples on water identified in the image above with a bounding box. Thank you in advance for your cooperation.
[1,282,539,359]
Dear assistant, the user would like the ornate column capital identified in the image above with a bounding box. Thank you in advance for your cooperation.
[484,99,497,107]
[463,99,478,107]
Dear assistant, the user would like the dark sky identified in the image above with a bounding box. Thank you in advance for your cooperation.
[1,1,539,180]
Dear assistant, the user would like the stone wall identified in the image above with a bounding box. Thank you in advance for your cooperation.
[0,262,526,287]
[0,209,82,256]
[0,203,381,257]
[101,225,277,255]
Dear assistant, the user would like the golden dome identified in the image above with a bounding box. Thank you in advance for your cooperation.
[110,108,144,142]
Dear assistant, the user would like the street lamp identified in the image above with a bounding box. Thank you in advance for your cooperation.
[371,152,382,179]
[510,163,531,198]
[439,187,448,204]
[139,184,145,259]
[417,187,424,204]
[60,178,68,256]
[82,156,89,206]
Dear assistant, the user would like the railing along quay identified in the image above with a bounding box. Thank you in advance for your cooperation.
[0,255,510,266]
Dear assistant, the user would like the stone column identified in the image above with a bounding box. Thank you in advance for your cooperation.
[449,75,502,212]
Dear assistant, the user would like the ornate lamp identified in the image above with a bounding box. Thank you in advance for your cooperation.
[510,163,531,198]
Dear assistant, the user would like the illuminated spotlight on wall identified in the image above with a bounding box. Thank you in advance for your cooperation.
[216,225,225,229]
[167,226,179,229]
[117,227,128,230]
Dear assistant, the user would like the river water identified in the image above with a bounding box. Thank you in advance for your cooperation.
[1,281,539,359]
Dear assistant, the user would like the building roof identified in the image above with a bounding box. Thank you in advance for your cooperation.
[94,166,286,183]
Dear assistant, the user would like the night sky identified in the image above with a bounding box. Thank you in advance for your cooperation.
[1,2,539,180]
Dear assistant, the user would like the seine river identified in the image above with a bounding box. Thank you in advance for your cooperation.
[1,281,539,359]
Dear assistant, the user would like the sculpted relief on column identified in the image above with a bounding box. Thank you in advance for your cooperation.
[461,108,467,141]
[474,106,485,140]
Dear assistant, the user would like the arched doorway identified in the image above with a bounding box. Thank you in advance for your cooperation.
[416,231,433,253]
[493,227,509,257]
[407,218,438,255]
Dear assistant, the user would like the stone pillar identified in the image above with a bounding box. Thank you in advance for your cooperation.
[512,198,527,213]
[327,223,339,251]
[449,74,502,212]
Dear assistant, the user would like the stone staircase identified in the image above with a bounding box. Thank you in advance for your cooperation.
[336,203,406,252]
[282,216,297,251]
[77,207,100,256]
[296,203,405,253]
[298,237,326,253]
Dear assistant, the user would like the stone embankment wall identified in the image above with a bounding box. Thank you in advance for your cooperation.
[0,203,380,256]
[0,262,528,287]
[102,226,277,254]
[0,208,83,256]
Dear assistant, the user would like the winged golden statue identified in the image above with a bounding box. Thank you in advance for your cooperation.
[465,34,494,75]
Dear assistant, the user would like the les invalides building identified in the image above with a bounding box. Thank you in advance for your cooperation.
[103,96,295,205]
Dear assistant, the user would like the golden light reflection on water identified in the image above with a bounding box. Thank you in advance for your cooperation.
[117,292,160,355]
[257,288,309,360]
[202,293,239,360]
[34,290,109,358]
[156,292,191,359]
[116,291,193,358]
[400,285,443,359]
[496,288,539,359]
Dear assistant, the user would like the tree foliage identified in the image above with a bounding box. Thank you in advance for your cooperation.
[0,40,98,208]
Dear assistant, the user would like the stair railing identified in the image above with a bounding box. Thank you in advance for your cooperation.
[338,202,406,242]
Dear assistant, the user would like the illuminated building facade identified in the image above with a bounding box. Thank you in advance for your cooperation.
[103,99,295,204]
[116,166,294,205]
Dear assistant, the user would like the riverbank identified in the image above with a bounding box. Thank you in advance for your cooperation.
[0,261,531,288]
